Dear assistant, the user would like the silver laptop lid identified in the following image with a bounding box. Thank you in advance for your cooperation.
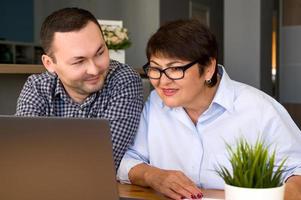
[0,116,119,200]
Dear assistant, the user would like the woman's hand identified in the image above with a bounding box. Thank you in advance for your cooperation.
[129,164,203,199]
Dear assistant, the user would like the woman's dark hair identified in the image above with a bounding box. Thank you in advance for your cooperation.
[40,7,103,58]
[146,19,218,87]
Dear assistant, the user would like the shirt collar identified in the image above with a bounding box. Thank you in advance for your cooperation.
[211,64,235,113]
[54,74,65,98]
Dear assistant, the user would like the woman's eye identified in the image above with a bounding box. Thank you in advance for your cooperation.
[149,66,160,71]
[170,67,182,71]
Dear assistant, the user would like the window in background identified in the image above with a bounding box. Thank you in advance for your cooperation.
[272,14,277,91]
[189,0,210,27]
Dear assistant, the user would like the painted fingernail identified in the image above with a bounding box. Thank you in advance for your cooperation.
[191,194,197,199]
[197,193,203,198]
[181,196,186,199]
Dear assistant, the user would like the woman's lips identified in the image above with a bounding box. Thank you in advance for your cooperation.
[162,88,178,96]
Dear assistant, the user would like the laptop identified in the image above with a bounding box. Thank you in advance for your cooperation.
[0,115,137,200]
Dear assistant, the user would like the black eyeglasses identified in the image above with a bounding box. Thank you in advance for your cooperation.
[142,59,199,80]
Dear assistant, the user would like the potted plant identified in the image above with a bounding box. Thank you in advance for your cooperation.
[216,137,287,200]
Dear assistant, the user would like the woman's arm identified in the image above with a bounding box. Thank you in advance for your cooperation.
[129,163,203,200]
[285,175,301,200]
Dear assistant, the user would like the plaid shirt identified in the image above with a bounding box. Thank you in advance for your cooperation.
[16,60,144,170]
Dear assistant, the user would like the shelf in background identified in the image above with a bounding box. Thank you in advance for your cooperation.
[0,41,43,64]
[0,64,145,77]
[0,64,45,74]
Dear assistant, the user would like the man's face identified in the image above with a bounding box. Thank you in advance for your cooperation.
[43,21,110,103]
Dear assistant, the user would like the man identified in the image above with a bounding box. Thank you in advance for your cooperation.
[16,7,144,170]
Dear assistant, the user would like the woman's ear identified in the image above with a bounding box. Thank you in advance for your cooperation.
[41,54,56,74]
[205,58,216,80]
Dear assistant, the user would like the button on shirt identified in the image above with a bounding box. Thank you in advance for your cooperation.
[117,66,301,189]
[16,60,144,170]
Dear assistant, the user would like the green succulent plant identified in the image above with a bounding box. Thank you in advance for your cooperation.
[216,137,287,188]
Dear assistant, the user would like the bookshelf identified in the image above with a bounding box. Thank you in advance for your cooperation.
[0,41,43,64]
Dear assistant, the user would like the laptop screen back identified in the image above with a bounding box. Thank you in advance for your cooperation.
[0,116,119,200]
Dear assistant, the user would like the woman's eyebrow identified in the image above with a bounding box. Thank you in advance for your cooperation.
[150,60,184,67]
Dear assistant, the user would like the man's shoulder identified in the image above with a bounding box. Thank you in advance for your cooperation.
[99,60,143,99]
[27,72,56,83]
[108,60,141,82]
[25,72,57,94]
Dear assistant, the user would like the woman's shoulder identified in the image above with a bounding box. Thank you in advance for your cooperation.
[142,90,165,113]
[147,90,163,105]
[232,80,282,111]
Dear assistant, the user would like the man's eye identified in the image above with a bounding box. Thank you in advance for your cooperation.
[72,60,84,65]
[96,51,104,56]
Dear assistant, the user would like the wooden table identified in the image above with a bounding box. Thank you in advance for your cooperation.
[118,183,225,200]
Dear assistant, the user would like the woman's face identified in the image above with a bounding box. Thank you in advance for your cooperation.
[148,55,215,109]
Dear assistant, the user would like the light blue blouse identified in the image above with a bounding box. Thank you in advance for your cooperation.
[117,66,301,189]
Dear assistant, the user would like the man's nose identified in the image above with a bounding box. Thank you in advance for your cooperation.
[86,60,99,75]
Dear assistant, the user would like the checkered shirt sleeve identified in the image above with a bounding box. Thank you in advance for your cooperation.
[103,66,144,170]
[16,73,55,116]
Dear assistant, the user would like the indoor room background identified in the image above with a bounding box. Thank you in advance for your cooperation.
[1,0,301,128]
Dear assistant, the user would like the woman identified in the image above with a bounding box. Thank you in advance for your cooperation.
[117,19,301,200]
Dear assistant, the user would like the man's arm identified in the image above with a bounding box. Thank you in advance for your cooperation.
[104,70,144,170]
[285,175,301,200]
[15,75,47,116]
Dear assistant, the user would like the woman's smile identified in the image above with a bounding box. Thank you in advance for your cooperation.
[162,88,178,96]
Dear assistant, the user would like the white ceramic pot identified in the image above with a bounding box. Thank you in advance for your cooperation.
[225,183,285,200]
[109,49,125,63]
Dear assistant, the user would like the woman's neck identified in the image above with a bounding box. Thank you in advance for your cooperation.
[184,77,221,125]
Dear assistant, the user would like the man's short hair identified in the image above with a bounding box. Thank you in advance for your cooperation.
[40,7,103,57]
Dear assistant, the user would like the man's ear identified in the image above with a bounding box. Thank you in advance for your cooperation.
[41,54,56,74]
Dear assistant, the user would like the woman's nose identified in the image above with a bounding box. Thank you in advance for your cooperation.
[158,72,173,85]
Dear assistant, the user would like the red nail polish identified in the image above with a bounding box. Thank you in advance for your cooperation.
[197,193,203,198]
[191,194,196,199]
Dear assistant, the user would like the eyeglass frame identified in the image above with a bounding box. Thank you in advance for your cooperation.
[142,59,200,80]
